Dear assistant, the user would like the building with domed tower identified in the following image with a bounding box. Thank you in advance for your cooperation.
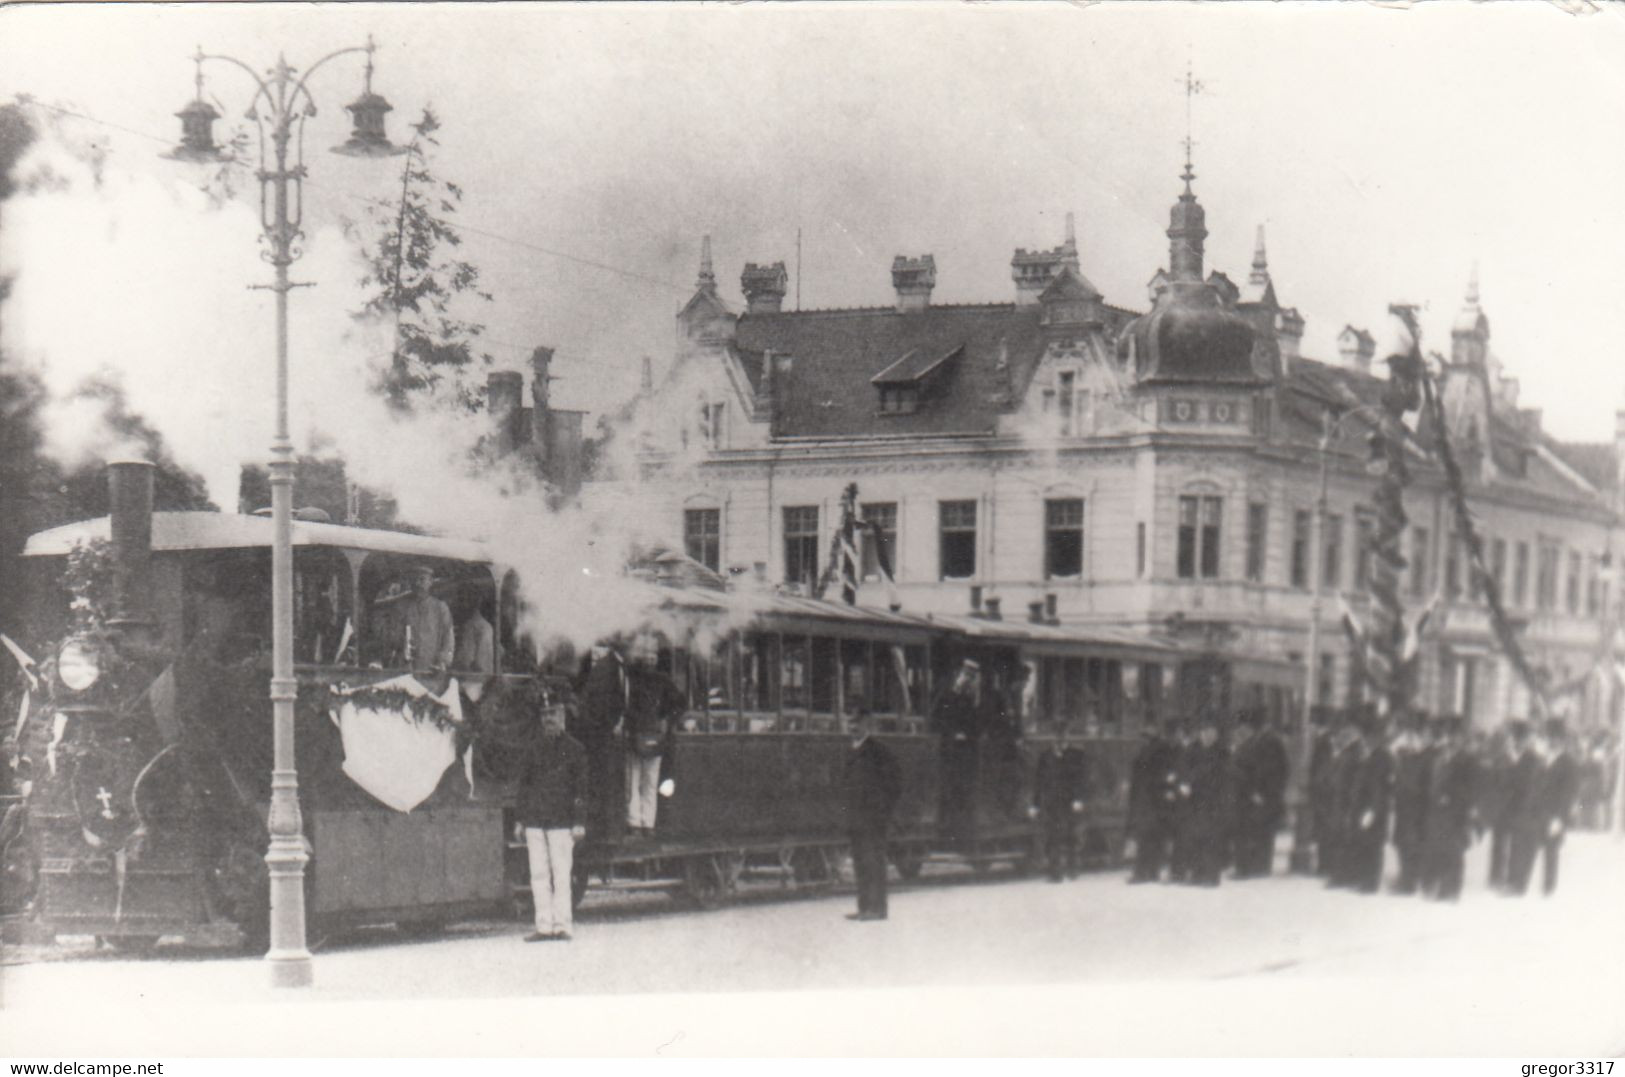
[588,151,1625,737]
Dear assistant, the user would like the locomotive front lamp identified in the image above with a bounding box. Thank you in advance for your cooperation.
[331,38,408,159]
[56,639,102,692]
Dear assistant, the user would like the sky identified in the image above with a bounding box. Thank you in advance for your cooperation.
[3,0,1625,478]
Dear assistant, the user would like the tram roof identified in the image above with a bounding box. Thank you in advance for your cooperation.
[645,583,939,630]
[921,611,1185,657]
[21,511,492,564]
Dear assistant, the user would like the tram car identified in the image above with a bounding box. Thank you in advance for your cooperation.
[552,584,1185,908]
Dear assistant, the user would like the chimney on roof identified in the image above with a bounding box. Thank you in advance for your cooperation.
[487,370,524,457]
[1011,214,1082,307]
[741,261,788,316]
[1276,307,1305,366]
[892,254,935,314]
[529,347,554,471]
[1337,326,1376,374]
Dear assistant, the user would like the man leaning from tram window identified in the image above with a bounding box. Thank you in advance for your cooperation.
[516,702,587,942]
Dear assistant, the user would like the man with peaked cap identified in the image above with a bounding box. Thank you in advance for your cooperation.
[1489,719,1538,891]
[1033,721,1088,881]
[932,657,983,847]
[1307,707,1341,878]
[1421,715,1477,901]
[1389,713,1432,895]
[1127,718,1182,884]
[1323,712,1365,888]
[1183,711,1233,887]
[623,633,685,838]
[1508,718,1581,896]
[843,709,902,921]
[1346,712,1394,894]
[1167,717,1200,884]
[1229,709,1289,879]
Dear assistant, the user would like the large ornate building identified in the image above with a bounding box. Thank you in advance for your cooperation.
[588,158,1624,732]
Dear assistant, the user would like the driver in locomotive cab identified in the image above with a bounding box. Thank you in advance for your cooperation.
[375,563,454,674]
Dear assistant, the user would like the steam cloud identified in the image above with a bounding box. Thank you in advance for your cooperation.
[0,117,693,652]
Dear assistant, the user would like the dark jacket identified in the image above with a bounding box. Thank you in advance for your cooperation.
[515,730,588,830]
[1128,735,1180,828]
[1501,748,1541,829]
[1182,740,1232,838]
[626,666,685,755]
[573,652,628,739]
[1232,730,1290,829]
[844,737,903,835]
[1035,747,1087,817]
[1520,751,1580,835]
[1423,746,1478,850]
[1349,743,1394,844]
[1391,742,1433,845]
[931,685,982,741]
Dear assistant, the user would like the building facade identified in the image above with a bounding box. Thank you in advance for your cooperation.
[588,165,1624,732]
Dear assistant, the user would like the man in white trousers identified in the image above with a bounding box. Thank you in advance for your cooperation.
[516,704,587,942]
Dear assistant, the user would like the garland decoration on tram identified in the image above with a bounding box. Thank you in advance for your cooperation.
[328,682,459,733]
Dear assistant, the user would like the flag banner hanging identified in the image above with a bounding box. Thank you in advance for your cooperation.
[330,674,464,813]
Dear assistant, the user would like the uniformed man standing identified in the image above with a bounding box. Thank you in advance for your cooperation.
[573,641,630,842]
[1389,715,1432,895]
[932,658,983,847]
[1168,719,1199,884]
[1307,709,1340,878]
[1127,720,1181,884]
[1420,715,1477,901]
[1508,718,1581,896]
[1490,720,1538,891]
[1183,713,1232,887]
[1033,723,1087,882]
[1345,714,1394,895]
[843,710,902,921]
[374,564,454,673]
[1322,716,1363,888]
[1229,710,1289,880]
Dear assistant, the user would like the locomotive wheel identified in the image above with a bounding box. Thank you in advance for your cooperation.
[892,848,924,881]
[791,847,836,887]
[683,856,725,910]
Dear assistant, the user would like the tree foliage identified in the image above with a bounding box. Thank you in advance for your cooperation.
[349,107,492,412]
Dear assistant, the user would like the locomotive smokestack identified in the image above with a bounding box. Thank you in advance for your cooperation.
[107,458,156,634]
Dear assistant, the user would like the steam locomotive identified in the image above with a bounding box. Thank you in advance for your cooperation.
[0,461,1295,950]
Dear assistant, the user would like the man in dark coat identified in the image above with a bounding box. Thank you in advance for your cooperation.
[1345,714,1394,895]
[1490,720,1537,891]
[515,703,588,942]
[624,647,685,838]
[1033,723,1087,881]
[1126,720,1182,884]
[1307,709,1341,878]
[932,658,983,846]
[843,710,903,921]
[573,641,629,842]
[1182,713,1232,887]
[1229,710,1290,879]
[1168,720,1200,883]
[1509,718,1581,896]
[1389,714,1432,895]
[1322,717,1363,888]
[1420,715,1478,901]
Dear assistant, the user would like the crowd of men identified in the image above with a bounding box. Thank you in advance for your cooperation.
[1125,706,1619,899]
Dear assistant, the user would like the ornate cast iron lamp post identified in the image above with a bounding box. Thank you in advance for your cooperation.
[166,37,407,989]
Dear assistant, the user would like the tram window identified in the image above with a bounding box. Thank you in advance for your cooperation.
[903,645,929,718]
[1102,659,1123,733]
[293,549,352,666]
[357,555,488,672]
[840,639,870,717]
[1063,659,1085,724]
[1141,662,1164,727]
[182,551,271,664]
[810,636,837,716]
[781,635,809,711]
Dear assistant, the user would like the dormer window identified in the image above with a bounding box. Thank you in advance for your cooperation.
[879,385,919,415]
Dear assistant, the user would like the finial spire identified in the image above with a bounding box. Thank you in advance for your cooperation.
[1064,211,1076,250]
[1179,60,1204,194]
[1466,259,1479,305]
[1253,225,1267,271]
[697,234,715,291]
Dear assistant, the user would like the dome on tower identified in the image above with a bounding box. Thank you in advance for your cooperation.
[1117,284,1259,385]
